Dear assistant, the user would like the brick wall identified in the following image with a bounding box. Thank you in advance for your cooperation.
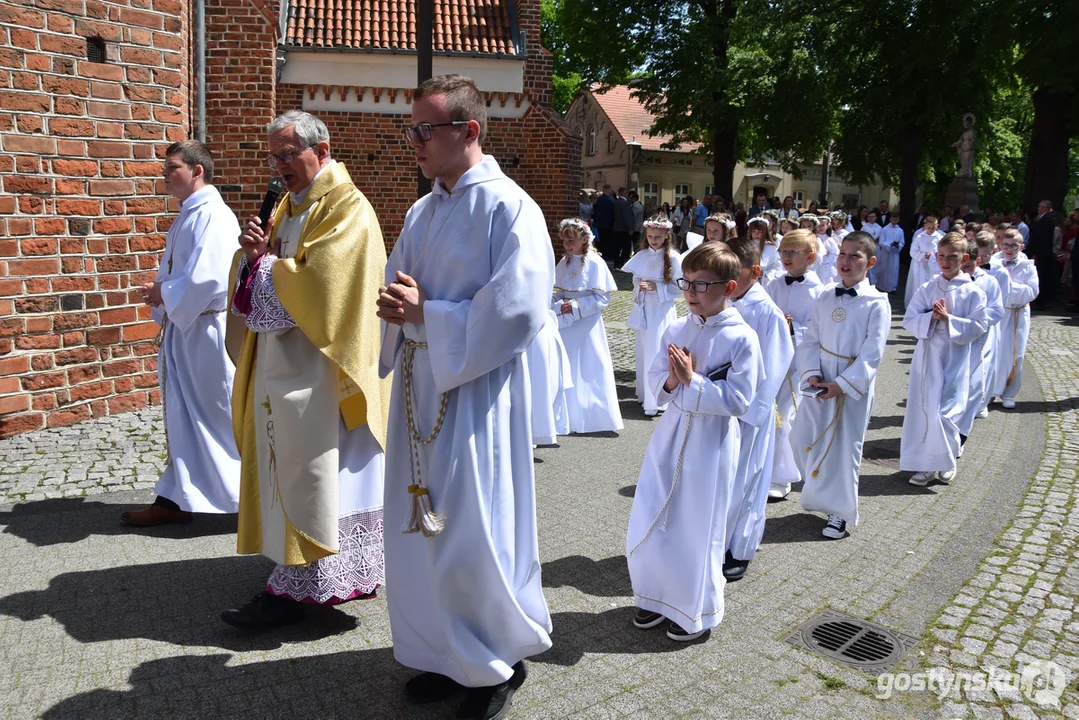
[0,0,189,437]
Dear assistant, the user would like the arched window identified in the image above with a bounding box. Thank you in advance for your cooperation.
[586,125,596,156]
[607,131,615,153]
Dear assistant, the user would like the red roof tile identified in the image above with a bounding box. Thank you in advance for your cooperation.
[590,84,700,153]
[284,0,519,55]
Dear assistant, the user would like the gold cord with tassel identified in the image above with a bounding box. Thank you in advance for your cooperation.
[402,340,449,536]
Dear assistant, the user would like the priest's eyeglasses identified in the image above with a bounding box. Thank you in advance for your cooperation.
[676,278,728,293]
[403,121,470,143]
[265,146,312,167]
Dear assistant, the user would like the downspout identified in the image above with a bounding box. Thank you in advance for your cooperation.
[195,0,206,142]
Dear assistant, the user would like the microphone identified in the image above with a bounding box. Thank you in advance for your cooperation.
[258,177,286,229]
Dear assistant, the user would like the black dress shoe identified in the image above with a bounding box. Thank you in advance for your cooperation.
[722,550,749,581]
[220,591,305,629]
[405,672,465,704]
[456,661,527,720]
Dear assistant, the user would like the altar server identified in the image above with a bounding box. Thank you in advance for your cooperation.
[875,211,904,293]
[724,237,794,581]
[623,214,683,416]
[554,218,624,433]
[957,233,1004,434]
[526,309,573,445]
[376,76,553,720]
[904,216,944,306]
[793,232,890,538]
[900,232,989,486]
[991,228,1039,409]
[764,229,824,499]
[626,242,762,642]
[121,140,241,527]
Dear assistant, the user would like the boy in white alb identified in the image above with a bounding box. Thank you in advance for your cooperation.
[626,243,762,642]
[764,229,825,499]
[723,237,794,581]
[623,215,683,416]
[793,232,890,538]
[901,232,989,486]
[876,212,904,293]
[905,216,944,306]
[554,219,624,433]
[990,228,1039,409]
[861,210,883,287]
[957,233,1004,436]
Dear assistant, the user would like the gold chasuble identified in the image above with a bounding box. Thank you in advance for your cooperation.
[228,162,391,565]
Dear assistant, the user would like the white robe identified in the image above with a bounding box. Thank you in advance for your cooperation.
[813,235,839,284]
[861,222,882,286]
[793,279,890,526]
[728,284,794,561]
[760,243,784,284]
[622,247,683,415]
[554,251,624,433]
[763,271,825,487]
[876,223,905,292]
[152,185,241,513]
[899,274,989,473]
[526,311,573,445]
[958,268,1005,436]
[990,258,1039,400]
[379,156,553,687]
[904,230,943,306]
[626,309,762,633]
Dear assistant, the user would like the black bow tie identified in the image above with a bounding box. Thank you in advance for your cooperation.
[1004,259,1016,267]
[835,286,857,297]
[785,275,805,285]
[980,263,991,271]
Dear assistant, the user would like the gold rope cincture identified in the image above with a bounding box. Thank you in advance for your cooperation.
[628,362,706,557]
[803,346,855,478]
[401,340,450,536]
[262,397,280,509]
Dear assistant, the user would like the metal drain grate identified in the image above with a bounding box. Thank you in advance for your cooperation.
[785,609,919,674]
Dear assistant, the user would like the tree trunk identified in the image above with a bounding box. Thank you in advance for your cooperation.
[1023,88,1071,216]
[899,123,924,243]
[709,0,737,205]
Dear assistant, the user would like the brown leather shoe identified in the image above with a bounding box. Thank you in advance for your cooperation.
[120,505,193,526]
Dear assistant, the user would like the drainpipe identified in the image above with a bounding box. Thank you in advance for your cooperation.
[195,0,206,142]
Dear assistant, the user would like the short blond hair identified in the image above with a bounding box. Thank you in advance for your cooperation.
[778,228,816,255]
[938,231,968,253]
[682,242,740,282]
[974,230,995,251]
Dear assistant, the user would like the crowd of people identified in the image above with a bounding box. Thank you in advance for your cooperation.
[115,71,1069,720]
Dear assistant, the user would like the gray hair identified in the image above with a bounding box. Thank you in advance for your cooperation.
[267,110,330,148]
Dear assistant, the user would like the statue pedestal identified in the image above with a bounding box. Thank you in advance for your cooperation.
[944,175,980,214]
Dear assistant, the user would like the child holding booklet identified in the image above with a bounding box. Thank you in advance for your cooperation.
[626,243,763,642]
[792,232,890,538]
[553,218,624,433]
[623,215,683,416]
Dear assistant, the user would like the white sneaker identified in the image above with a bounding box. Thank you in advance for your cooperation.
[976,407,989,419]
[768,483,791,500]
[1001,397,1016,409]
[909,471,932,487]
[938,467,956,484]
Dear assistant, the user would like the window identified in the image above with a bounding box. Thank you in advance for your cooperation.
[793,190,804,206]
[643,182,658,207]
[586,125,596,156]
[704,185,714,197]
[675,184,690,198]
[607,131,615,153]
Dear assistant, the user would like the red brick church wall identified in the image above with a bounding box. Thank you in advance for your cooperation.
[0,0,190,437]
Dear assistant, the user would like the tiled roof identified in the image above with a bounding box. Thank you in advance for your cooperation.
[284,0,519,55]
[590,85,700,153]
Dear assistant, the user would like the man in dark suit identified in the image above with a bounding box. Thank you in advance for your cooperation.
[914,204,928,230]
[612,186,634,265]
[747,192,770,218]
[593,185,615,258]
[877,199,891,227]
[1028,199,1057,309]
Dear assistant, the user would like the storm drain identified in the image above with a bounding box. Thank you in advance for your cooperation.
[784,609,919,674]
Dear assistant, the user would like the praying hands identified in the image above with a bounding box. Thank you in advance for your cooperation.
[377,270,427,325]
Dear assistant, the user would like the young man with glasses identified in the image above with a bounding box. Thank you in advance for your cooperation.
[375,74,554,720]
[222,110,391,629]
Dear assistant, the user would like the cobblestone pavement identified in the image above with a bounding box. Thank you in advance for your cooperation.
[0,272,1074,719]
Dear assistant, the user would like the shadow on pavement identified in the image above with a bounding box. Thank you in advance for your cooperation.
[0,497,237,546]
[39,649,423,720]
[996,399,1061,414]
[535,608,690,667]
[0,555,361,651]
[542,554,631,597]
[760,512,833,544]
[860,473,937,497]
[618,484,636,498]
[866,415,905,430]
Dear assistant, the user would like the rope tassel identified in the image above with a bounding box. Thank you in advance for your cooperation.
[404,484,446,536]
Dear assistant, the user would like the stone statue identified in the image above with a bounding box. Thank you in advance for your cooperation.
[953,113,977,178]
